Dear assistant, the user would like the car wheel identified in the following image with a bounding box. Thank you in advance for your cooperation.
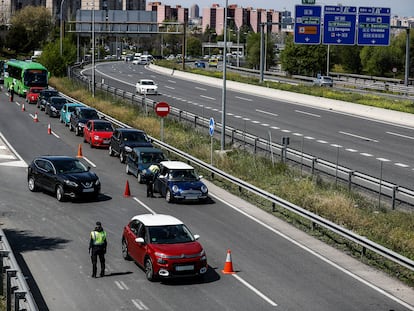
[75,127,80,136]
[28,176,38,192]
[166,189,173,203]
[125,164,130,175]
[120,152,126,163]
[108,146,115,156]
[60,117,63,123]
[56,185,65,202]
[122,239,131,260]
[144,258,155,281]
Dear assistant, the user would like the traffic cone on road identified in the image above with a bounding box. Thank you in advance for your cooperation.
[124,180,131,197]
[76,144,83,158]
[33,112,39,122]
[21,103,25,112]
[47,123,52,135]
[222,249,236,274]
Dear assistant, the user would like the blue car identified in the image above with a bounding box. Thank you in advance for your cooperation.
[125,147,167,183]
[195,61,206,68]
[153,161,208,203]
[60,102,84,126]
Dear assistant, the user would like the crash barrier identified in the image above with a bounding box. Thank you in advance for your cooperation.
[67,66,414,273]
[0,229,38,311]
[69,66,414,209]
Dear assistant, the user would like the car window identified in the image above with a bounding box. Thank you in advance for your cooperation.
[94,122,113,131]
[54,159,87,174]
[170,169,198,181]
[129,220,140,235]
[148,225,193,244]
[81,110,98,119]
[123,132,147,142]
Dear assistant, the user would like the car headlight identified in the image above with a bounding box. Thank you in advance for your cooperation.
[78,122,85,127]
[95,179,100,186]
[172,185,179,193]
[93,135,101,140]
[64,179,78,187]
[201,185,208,193]
[155,252,168,264]
[51,106,57,112]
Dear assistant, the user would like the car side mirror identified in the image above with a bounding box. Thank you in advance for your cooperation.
[193,234,200,240]
[135,237,145,244]
[198,175,203,179]
[158,175,165,179]
[124,146,132,153]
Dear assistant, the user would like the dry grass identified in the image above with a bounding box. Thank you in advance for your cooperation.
[50,76,414,287]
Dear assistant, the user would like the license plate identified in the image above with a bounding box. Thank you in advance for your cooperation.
[103,139,110,143]
[186,196,198,200]
[175,265,194,271]
[83,188,94,193]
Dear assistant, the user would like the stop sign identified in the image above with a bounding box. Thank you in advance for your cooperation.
[155,102,170,117]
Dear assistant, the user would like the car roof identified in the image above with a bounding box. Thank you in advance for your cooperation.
[88,119,111,124]
[160,161,194,170]
[132,147,163,153]
[139,79,154,82]
[64,102,83,107]
[116,128,145,133]
[130,214,183,226]
[35,155,78,162]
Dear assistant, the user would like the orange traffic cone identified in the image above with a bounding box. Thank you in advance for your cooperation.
[76,144,83,158]
[47,123,52,135]
[33,112,39,122]
[222,249,236,274]
[21,103,25,112]
[124,180,131,197]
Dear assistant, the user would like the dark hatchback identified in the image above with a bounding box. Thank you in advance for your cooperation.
[125,147,167,183]
[109,128,153,163]
[37,89,59,111]
[45,96,69,117]
[27,156,101,201]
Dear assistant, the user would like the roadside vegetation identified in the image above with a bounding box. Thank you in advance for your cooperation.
[51,76,414,287]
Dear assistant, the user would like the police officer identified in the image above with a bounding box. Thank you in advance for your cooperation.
[89,221,107,278]
[146,164,160,197]
[9,83,14,102]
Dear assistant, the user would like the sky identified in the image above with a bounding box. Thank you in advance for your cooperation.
[159,0,413,18]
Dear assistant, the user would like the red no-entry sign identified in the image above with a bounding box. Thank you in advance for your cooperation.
[155,102,170,117]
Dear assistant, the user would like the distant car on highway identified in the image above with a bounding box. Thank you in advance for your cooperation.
[122,213,208,281]
[136,79,158,95]
[153,161,208,203]
[27,155,101,201]
[208,58,218,68]
[313,75,333,87]
[83,119,115,148]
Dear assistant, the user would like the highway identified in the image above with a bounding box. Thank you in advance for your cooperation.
[0,82,413,310]
[91,61,414,192]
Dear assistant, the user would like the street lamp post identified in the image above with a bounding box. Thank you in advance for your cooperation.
[221,0,228,151]
[91,1,95,97]
[60,0,66,56]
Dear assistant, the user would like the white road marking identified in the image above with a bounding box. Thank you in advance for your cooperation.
[339,131,378,143]
[304,136,315,140]
[377,158,390,162]
[256,109,278,117]
[114,280,129,290]
[133,197,157,214]
[271,126,279,130]
[167,79,176,83]
[317,140,328,144]
[293,133,303,136]
[295,110,321,117]
[346,149,358,152]
[235,96,252,101]
[386,131,414,140]
[243,118,251,121]
[164,85,175,90]
[360,153,373,157]
[132,299,149,310]
[81,156,96,167]
[195,86,207,91]
[227,112,234,116]
[252,120,260,124]
[281,129,291,133]
[200,95,216,100]
[330,144,342,148]
[261,124,269,127]
[395,163,409,168]
[232,274,278,307]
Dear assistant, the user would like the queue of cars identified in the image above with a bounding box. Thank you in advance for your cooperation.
[25,86,210,281]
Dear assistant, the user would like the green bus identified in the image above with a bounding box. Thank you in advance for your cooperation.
[4,60,49,96]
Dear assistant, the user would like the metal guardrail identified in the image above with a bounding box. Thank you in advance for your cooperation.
[68,67,414,273]
[0,229,38,311]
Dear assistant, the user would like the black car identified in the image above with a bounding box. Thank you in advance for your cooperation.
[125,146,167,183]
[37,89,59,111]
[27,156,101,201]
[45,96,69,117]
[69,106,100,136]
[109,128,153,163]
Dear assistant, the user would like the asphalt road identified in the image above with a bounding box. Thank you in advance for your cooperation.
[91,61,414,192]
[0,85,413,310]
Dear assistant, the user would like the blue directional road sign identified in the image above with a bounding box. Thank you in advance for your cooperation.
[294,5,322,44]
[209,117,215,136]
[357,7,391,46]
[323,6,357,45]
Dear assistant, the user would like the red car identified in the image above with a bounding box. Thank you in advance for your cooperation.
[26,87,44,104]
[122,214,208,281]
[83,119,115,148]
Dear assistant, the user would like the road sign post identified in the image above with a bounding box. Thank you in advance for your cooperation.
[294,5,322,45]
[357,7,391,46]
[323,6,357,45]
[209,118,215,165]
[155,102,170,142]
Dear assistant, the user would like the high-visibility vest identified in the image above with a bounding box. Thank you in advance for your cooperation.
[91,230,106,245]
[149,165,159,174]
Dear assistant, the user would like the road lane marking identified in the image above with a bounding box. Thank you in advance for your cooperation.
[395,163,409,168]
[232,274,278,307]
[346,148,358,152]
[255,109,278,117]
[235,96,252,101]
[81,156,96,167]
[339,131,378,143]
[377,158,390,162]
[167,79,176,83]
[114,280,129,290]
[164,85,175,90]
[133,197,157,214]
[295,110,321,117]
[317,140,328,144]
[200,95,216,101]
[386,131,414,140]
[195,86,207,91]
[132,299,149,310]
[360,153,373,157]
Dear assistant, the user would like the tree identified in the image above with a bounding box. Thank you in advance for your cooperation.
[6,6,53,54]
[186,36,202,57]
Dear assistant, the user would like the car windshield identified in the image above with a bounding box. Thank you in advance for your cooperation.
[123,132,148,142]
[141,80,154,85]
[68,106,78,112]
[53,159,88,174]
[31,88,42,93]
[148,225,194,244]
[169,169,198,181]
[80,110,98,119]
[94,122,114,132]
[52,98,67,104]
[141,153,165,164]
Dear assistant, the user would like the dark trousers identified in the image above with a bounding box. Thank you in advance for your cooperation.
[146,181,154,197]
[9,91,13,102]
[91,247,105,277]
